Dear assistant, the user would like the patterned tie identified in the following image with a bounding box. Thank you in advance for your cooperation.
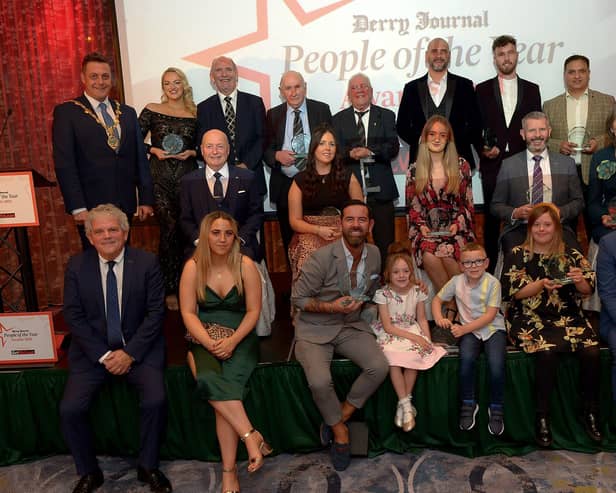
[355,111,368,148]
[531,155,543,205]
[106,260,123,349]
[98,102,120,151]
[293,109,303,138]
[224,96,236,151]
[213,171,224,204]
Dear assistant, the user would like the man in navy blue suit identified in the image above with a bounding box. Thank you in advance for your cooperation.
[196,56,267,195]
[264,70,332,257]
[53,52,154,249]
[180,129,264,260]
[60,204,170,493]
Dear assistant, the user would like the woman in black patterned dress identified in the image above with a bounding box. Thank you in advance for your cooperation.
[139,67,198,310]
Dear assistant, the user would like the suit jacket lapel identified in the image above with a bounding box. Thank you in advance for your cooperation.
[87,250,106,323]
[121,248,134,321]
[367,105,380,143]
[417,75,429,119]
[443,75,456,120]
[225,167,240,206]
[277,103,288,144]
[491,77,507,128]
[332,241,350,293]
[515,78,525,118]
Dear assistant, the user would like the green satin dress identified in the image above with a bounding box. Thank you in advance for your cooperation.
[190,286,259,400]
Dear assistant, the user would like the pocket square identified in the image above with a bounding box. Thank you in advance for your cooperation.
[237,189,246,194]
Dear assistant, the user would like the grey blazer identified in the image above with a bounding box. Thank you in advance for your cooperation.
[291,240,381,344]
[490,150,584,237]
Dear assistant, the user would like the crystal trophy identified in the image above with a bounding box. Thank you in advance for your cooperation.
[425,207,451,237]
[568,126,591,152]
[545,253,575,285]
[162,133,184,154]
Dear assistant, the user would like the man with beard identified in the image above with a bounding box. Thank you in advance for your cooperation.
[292,200,388,472]
[396,37,482,169]
[476,35,542,271]
[491,111,584,251]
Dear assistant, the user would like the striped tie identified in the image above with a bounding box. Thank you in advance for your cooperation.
[531,155,543,205]
[224,96,236,160]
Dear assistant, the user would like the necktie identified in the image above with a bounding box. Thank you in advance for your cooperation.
[531,155,543,205]
[98,102,120,151]
[355,111,368,148]
[213,172,224,204]
[293,109,303,138]
[292,109,307,169]
[224,96,236,158]
[106,260,123,349]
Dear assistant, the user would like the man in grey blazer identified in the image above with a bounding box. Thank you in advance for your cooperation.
[292,200,388,471]
[491,111,584,252]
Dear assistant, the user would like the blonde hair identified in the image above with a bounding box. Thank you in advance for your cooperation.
[160,67,197,116]
[522,203,565,259]
[85,203,129,234]
[414,115,461,195]
[193,211,243,302]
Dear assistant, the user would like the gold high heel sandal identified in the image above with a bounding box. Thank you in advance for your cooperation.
[221,464,239,493]
[240,428,273,473]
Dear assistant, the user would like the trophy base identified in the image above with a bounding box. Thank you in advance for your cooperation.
[425,231,451,237]
[552,277,574,285]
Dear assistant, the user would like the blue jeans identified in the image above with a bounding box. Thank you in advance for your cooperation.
[459,330,506,407]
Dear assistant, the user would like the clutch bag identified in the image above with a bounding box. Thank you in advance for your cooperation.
[185,322,234,344]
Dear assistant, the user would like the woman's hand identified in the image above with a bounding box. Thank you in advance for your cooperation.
[174,149,196,161]
[408,333,431,350]
[419,225,431,237]
[211,337,238,360]
[567,267,586,284]
[149,147,168,160]
[449,223,458,236]
[317,226,341,241]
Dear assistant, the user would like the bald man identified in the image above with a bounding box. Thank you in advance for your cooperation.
[397,37,482,170]
[264,70,332,257]
[180,129,264,260]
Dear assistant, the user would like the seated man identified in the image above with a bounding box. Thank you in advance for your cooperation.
[180,129,264,260]
[292,200,389,471]
[60,204,171,493]
[491,111,584,252]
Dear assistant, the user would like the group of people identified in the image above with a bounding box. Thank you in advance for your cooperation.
[50,31,616,492]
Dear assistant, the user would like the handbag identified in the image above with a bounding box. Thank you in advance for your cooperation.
[185,322,234,344]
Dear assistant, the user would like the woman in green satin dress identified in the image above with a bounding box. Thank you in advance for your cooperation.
[179,211,271,493]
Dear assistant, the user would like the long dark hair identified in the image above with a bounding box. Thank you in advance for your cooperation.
[301,123,348,200]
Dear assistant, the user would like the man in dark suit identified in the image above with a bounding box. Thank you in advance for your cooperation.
[332,73,400,262]
[60,204,170,493]
[396,37,482,169]
[476,35,542,271]
[292,200,388,472]
[53,52,154,249]
[196,56,267,195]
[264,70,332,257]
[180,129,264,260]
[491,111,584,252]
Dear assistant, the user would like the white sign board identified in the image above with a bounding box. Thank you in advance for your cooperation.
[0,312,57,367]
[0,172,39,228]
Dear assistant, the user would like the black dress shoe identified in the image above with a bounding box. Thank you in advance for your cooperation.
[72,470,104,493]
[535,416,553,447]
[137,467,172,493]
[583,412,602,442]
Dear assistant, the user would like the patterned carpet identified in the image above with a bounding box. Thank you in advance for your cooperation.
[1,449,615,492]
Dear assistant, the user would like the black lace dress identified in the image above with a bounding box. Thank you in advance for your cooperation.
[138,108,198,294]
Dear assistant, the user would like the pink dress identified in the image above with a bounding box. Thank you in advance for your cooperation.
[371,285,446,369]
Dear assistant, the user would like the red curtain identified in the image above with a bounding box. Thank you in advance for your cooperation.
[0,0,117,308]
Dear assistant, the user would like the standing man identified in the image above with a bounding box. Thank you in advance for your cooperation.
[264,70,332,257]
[476,35,542,270]
[396,37,482,169]
[332,73,400,262]
[196,56,267,195]
[543,55,615,189]
[292,200,388,471]
[53,52,154,249]
[491,111,584,252]
[60,204,171,493]
[180,129,264,260]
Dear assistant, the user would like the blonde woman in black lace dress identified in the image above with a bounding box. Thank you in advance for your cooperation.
[139,67,198,310]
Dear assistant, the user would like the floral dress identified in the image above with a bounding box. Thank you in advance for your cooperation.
[406,157,475,268]
[501,246,598,353]
[371,285,446,369]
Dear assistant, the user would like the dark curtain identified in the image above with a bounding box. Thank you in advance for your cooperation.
[0,0,118,309]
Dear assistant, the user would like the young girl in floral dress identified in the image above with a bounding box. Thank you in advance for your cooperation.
[371,243,446,431]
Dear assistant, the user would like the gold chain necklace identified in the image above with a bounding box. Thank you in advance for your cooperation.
[70,99,122,150]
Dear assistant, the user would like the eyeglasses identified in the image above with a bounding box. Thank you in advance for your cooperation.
[461,258,487,268]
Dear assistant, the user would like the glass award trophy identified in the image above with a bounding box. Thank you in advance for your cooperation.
[481,128,498,150]
[426,208,451,237]
[291,133,310,159]
[339,273,381,304]
[568,126,591,152]
[545,253,575,285]
[162,133,184,155]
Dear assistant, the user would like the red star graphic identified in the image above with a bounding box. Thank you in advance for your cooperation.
[183,0,352,107]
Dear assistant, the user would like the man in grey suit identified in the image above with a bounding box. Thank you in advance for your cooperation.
[292,200,388,472]
[491,111,584,252]
[264,71,332,256]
